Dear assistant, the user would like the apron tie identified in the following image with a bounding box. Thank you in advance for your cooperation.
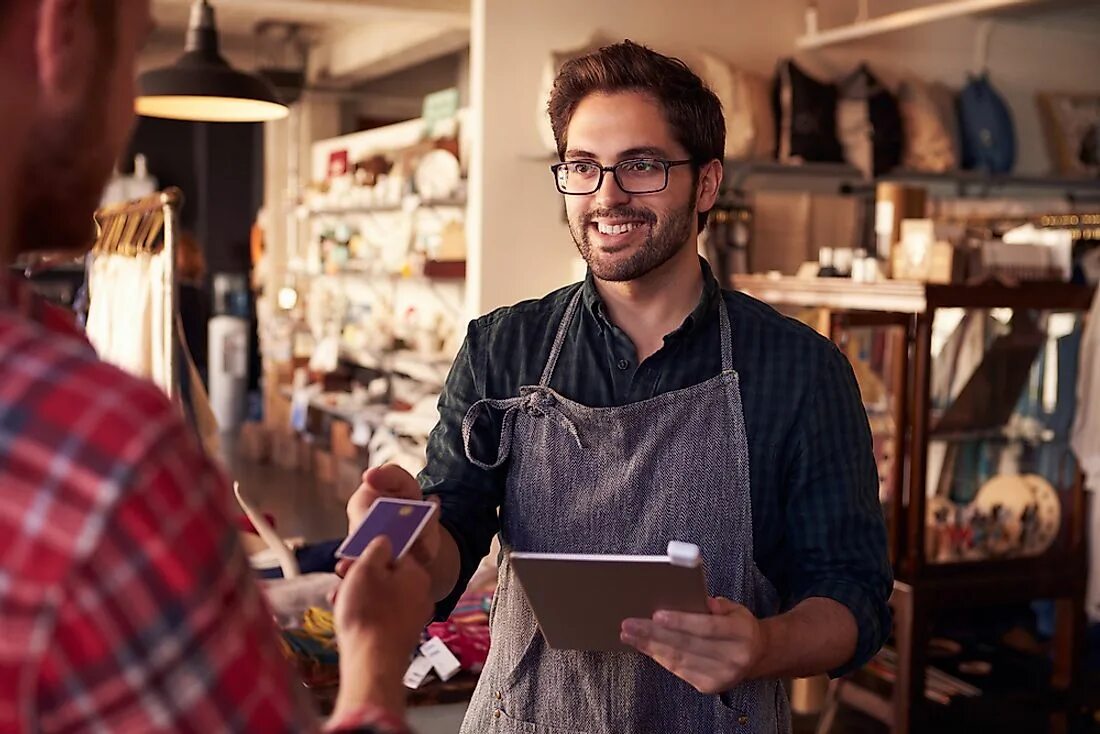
[462,387,583,470]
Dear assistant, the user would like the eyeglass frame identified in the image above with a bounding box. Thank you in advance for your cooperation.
[549,157,694,195]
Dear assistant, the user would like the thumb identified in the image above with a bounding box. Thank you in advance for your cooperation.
[341,536,393,600]
[708,596,740,615]
[361,536,394,572]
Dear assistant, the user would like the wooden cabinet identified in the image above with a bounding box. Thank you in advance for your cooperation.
[734,275,1095,734]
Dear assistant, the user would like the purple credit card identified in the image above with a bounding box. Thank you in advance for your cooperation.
[336,498,436,561]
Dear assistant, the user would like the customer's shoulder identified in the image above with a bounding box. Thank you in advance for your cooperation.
[0,313,183,440]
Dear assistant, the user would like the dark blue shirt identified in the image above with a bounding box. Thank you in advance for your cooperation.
[420,259,892,675]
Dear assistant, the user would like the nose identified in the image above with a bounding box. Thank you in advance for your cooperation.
[594,168,630,209]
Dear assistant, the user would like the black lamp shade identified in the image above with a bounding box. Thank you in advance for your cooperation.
[136,1,289,123]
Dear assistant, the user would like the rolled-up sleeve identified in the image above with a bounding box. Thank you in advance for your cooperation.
[784,343,893,677]
[419,320,507,620]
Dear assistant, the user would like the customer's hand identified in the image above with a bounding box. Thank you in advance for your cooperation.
[337,464,441,575]
[332,536,433,718]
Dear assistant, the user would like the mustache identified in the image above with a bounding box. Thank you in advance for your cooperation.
[583,207,657,226]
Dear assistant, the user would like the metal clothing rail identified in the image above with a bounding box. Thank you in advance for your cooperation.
[92,187,184,400]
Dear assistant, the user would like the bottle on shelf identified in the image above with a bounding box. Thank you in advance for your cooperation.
[817,247,840,278]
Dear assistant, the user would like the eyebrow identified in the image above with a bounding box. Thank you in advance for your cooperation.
[563,146,673,161]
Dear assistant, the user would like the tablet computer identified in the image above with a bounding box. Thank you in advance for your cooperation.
[509,542,709,651]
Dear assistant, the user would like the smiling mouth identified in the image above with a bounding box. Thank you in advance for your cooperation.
[591,220,649,236]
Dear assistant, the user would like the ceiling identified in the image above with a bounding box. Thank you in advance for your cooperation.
[151,0,469,37]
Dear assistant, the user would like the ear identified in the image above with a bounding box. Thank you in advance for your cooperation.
[695,159,724,216]
[36,0,95,105]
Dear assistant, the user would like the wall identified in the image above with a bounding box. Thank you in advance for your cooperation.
[469,0,1100,314]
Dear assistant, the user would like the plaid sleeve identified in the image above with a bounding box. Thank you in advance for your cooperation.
[33,397,321,733]
[784,342,894,678]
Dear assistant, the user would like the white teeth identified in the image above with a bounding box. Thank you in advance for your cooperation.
[596,222,641,235]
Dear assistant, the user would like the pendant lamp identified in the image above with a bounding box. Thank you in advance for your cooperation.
[136,0,289,123]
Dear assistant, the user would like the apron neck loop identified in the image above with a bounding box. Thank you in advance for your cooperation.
[539,289,584,387]
[462,388,584,470]
[717,287,734,373]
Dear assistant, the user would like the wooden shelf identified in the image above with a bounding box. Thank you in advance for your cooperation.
[307,197,466,216]
[721,160,1100,199]
[732,274,1095,314]
[292,260,466,282]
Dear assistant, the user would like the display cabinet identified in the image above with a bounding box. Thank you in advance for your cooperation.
[734,275,1095,734]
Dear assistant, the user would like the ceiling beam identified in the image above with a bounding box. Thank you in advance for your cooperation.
[311,19,469,84]
[152,0,468,29]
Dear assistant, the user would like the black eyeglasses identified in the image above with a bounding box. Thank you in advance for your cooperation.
[550,158,693,195]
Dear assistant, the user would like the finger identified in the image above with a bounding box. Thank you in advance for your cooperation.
[360,536,395,573]
[621,619,733,662]
[364,464,421,499]
[707,596,741,615]
[334,558,353,579]
[620,634,732,692]
[652,608,752,640]
[346,484,378,529]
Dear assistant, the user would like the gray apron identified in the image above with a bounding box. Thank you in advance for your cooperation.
[459,286,791,733]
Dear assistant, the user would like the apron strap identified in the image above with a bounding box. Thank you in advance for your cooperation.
[716,284,734,373]
[462,387,583,470]
[539,288,584,387]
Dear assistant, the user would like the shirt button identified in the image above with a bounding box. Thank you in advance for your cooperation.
[496,692,503,700]
[738,714,749,726]
[616,359,630,370]
[494,710,502,719]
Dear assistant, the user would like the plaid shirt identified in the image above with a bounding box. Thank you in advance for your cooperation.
[422,258,892,676]
[0,279,407,734]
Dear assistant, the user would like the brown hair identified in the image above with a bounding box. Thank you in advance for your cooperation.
[548,40,725,231]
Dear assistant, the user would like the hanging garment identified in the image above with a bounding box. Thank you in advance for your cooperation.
[699,52,775,160]
[773,59,844,164]
[898,78,959,173]
[85,251,170,393]
[836,64,903,178]
[1071,287,1100,622]
[458,286,788,733]
[957,73,1017,174]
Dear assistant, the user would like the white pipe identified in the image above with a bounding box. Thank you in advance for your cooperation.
[796,0,1045,50]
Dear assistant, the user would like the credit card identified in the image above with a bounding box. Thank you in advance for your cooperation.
[335,497,436,560]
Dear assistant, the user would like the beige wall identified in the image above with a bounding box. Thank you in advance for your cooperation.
[469,0,1100,314]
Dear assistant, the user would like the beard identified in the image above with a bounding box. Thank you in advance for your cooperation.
[13,91,116,258]
[568,194,696,283]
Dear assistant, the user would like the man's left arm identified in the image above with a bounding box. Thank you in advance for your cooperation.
[622,343,892,690]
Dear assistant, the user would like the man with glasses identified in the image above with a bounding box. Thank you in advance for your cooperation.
[346,40,891,733]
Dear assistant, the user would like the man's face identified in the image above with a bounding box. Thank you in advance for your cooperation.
[15,0,151,256]
[562,91,698,283]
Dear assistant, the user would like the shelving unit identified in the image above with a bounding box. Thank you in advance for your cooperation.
[795,0,1100,50]
[723,160,1100,201]
[734,275,1095,734]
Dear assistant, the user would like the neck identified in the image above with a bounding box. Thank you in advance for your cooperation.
[593,243,704,362]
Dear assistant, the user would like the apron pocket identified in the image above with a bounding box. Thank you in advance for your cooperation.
[501,624,545,691]
[497,707,593,734]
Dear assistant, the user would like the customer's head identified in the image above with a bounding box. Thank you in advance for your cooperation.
[547,41,724,282]
[12,0,152,260]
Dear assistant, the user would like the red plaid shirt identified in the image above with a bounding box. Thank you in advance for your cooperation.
[0,279,408,734]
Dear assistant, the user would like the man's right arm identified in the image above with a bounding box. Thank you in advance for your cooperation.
[420,320,509,617]
[347,321,507,618]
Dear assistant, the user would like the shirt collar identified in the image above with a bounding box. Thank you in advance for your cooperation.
[582,256,721,339]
